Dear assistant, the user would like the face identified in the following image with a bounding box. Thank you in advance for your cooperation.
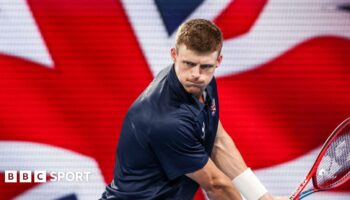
[170,44,222,98]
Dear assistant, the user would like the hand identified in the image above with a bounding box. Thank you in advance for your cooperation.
[259,194,290,200]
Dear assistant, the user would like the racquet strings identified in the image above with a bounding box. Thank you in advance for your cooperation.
[315,124,350,190]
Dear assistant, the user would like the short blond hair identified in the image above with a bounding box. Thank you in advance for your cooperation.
[175,19,223,54]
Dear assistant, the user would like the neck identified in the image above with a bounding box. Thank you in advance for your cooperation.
[198,95,204,104]
[196,92,206,104]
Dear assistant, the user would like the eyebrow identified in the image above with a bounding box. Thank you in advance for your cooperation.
[182,60,215,68]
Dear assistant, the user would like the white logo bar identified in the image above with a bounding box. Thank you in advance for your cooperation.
[4,170,91,183]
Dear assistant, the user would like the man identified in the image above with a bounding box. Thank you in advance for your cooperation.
[101,19,288,200]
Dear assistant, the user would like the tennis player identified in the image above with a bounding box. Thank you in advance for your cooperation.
[100,19,288,200]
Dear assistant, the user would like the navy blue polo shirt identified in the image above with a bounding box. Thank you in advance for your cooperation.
[101,65,219,200]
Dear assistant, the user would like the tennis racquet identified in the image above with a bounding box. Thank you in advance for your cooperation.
[290,117,350,200]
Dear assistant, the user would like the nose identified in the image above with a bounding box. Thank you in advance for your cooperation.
[191,65,201,79]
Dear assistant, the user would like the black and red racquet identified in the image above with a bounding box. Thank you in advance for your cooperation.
[290,117,350,199]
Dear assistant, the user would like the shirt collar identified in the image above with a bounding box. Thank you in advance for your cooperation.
[167,65,214,115]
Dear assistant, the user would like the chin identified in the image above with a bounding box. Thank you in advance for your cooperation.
[186,87,203,96]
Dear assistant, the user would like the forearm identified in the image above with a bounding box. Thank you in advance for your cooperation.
[205,174,243,200]
[211,130,247,179]
[212,121,268,200]
[187,159,242,200]
[206,184,241,200]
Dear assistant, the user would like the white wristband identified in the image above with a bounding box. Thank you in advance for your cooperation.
[232,168,268,200]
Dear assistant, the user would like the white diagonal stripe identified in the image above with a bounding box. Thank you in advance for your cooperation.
[122,0,350,77]
[0,0,54,68]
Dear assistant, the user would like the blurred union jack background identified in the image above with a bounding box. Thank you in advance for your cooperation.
[0,0,349,199]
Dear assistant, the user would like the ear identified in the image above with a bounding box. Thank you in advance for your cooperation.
[216,54,223,68]
[170,48,177,63]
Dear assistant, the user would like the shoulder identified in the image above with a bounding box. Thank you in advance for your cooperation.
[139,66,172,100]
[128,66,172,115]
[205,77,218,97]
[210,76,217,85]
[208,77,218,92]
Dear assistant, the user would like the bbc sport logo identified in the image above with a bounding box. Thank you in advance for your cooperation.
[4,170,91,183]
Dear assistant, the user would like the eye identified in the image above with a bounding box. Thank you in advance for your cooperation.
[183,61,196,67]
[200,64,214,69]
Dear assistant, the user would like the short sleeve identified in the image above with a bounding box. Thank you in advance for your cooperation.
[149,117,209,180]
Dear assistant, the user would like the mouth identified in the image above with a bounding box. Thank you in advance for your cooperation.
[187,83,204,88]
[187,81,204,88]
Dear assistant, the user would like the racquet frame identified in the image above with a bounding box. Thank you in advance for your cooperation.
[290,117,350,200]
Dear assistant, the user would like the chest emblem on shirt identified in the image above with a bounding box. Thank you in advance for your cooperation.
[201,122,206,140]
[211,98,216,116]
